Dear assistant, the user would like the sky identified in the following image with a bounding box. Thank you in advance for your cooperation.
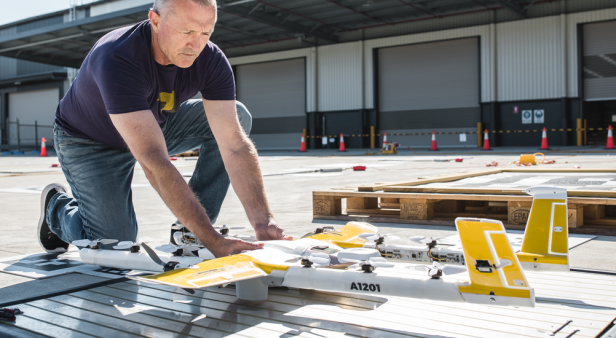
[0,0,100,26]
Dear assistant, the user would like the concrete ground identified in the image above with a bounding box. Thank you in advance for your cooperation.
[1,145,616,304]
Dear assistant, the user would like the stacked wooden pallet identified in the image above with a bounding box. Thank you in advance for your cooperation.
[174,149,199,157]
[313,169,616,235]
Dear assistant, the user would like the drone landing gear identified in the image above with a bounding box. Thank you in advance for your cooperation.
[235,277,268,301]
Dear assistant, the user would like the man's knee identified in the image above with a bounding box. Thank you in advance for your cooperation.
[236,101,252,135]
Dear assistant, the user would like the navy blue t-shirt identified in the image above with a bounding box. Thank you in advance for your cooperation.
[56,20,235,149]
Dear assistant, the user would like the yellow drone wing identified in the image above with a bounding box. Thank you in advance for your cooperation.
[517,187,569,271]
[455,217,534,307]
[303,222,377,248]
[129,254,271,289]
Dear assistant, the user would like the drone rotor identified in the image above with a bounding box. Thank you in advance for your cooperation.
[71,238,118,249]
[408,261,467,279]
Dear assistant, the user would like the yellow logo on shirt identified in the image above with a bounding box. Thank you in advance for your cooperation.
[158,91,176,113]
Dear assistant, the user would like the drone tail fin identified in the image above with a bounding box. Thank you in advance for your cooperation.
[455,218,534,307]
[517,186,569,272]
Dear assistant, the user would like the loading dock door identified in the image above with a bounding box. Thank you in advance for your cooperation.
[583,20,616,101]
[8,88,59,148]
[236,58,306,149]
[377,38,479,147]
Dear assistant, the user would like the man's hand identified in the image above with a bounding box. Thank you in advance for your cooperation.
[207,235,264,258]
[255,219,293,241]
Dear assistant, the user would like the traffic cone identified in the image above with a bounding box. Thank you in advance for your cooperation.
[40,137,47,157]
[539,127,550,150]
[382,132,388,149]
[299,134,307,152]
[606,126,615,149]
[482,129,492,150]
[429,131,439,151]
[339,133,346,152]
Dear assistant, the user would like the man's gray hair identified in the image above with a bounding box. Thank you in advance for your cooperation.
[151,0,217,17]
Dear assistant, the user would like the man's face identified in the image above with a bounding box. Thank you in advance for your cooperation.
[150,0,216,68]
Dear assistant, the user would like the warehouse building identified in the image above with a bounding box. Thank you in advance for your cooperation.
[0,0,615,150]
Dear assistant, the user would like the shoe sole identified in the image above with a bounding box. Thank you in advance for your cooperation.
[38,183,68,253]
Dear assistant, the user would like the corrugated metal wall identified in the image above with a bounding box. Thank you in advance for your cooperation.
[227,6,616,112]
[496,16,562,101]
[317,42,362,112]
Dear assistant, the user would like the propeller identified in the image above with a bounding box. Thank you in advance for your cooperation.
[345,256,395,268]
[287,252,331,267]
[171,223,185,230]
[340,257,395,272]
[408,262,467,279]
[214,225,246,235]
[214,225,246,230]
[358,232,377,240]
[358,233,400,242]
[409,236,437,245]
[113,241,141,252]
[141,243,198,272]
[72,238,118,249]
[409,236,456,247]
[155,243,187,256]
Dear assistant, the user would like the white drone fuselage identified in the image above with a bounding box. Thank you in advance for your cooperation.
[78,248,206,272]
[78,237,534,307]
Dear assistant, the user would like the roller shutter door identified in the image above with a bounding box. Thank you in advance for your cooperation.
[583,20,616,101]
[236,58,306,149]
[378,38,479,147]
[8,88,59,148]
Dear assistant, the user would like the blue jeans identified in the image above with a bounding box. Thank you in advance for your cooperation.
[48,100,252,243]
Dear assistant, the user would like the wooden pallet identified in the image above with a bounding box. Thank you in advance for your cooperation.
[174,149,199,157]
[313,169,616,235]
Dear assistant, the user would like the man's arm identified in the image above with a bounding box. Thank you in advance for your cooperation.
[109,110,264,257]
[202,99,292,241]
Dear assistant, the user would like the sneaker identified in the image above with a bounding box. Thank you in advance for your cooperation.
[38,183,69,253]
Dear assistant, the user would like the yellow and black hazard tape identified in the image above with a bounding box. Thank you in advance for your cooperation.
[305,128,602,138]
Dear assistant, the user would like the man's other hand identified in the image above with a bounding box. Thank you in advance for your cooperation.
[209,236,264,258]
[255,220,293,241]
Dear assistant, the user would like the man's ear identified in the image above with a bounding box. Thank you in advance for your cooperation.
[149,11,161,33]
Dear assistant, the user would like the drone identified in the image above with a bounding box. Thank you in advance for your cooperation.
[71,185,569,307]
[128,217,535,307]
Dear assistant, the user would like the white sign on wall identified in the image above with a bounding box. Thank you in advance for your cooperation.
[522,110,532,124]
[459,133,467,142]
[534,110,545,124]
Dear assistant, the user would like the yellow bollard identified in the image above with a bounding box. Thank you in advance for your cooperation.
[370,126,375,149]
[576,118,582,146]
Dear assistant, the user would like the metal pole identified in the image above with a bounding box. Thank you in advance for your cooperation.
[576,118,582,146]
[322,116,327,148]
[16,118,20,151]
[35,120,38,150]
[477,122,482,148]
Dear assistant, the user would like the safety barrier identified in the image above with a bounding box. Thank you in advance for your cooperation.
[304,118,607,148]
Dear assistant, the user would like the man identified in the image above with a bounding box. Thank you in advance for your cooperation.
[38,0,291,258]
